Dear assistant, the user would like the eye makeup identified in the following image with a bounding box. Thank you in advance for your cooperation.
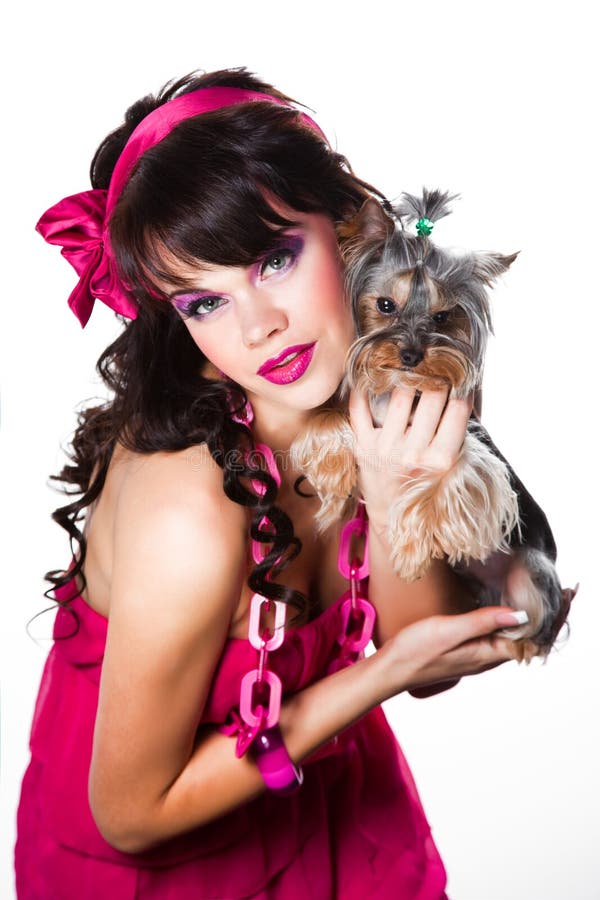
[171,292,227,320]
[255,234,305,280]
[170,232,306,321]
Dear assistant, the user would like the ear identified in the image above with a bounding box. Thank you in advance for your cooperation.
[337,199,395,267]
[472,251,519,286]
[337,198,395,244]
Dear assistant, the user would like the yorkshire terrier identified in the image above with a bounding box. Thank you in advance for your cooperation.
[291,190,575,660]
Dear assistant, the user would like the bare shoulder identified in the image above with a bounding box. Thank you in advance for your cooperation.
[109,441,248,621]
[112,440,240,516]
[89,444,249,842]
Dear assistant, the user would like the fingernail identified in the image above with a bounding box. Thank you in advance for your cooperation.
[495,610,529,627]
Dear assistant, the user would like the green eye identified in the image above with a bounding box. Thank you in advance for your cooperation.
[376,297,397,315]
[260,248,295,276]
[177,294,226,319]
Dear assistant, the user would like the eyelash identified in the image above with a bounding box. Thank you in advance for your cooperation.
[180,295,225,319]
[179,244,301,320]
[259,246,298,278]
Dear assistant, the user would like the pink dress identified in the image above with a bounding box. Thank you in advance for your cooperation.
[15,579,448,899]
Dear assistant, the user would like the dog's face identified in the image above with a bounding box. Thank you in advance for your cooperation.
[339,198,516,399]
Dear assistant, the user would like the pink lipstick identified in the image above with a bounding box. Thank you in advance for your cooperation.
[257,342,316,385]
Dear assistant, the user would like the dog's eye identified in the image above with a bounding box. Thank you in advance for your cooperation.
[376,297,397,315]
[432,310,450,324]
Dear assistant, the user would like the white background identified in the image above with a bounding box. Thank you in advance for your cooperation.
[1,1,598,897]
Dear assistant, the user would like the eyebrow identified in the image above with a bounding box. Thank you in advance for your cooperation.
[166,227,306,301]
[169,287,214,301]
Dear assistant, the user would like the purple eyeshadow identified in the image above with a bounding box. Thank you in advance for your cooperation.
[170,231,305,316]
[172,291,214,313]
[252,234,305,279]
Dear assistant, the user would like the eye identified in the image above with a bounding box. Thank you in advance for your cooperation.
[178,295,226,319]
[260,248,296,277]
[376,296,398,315]
[432,310,450,325]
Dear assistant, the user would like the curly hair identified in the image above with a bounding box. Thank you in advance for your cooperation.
[42,67,384,633]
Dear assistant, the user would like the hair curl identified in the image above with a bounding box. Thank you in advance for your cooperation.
[40,67,384,635]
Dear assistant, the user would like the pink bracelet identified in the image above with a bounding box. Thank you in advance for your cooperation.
[251,725,304,794]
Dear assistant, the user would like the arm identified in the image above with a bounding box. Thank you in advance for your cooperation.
[349,386,477,646]
[88,444,388,852]
[87,447,390,853]
[368,536,476,646]
[101,600,521,854]
[89,443,520,855]
[88,444,248,849]
[367,523,475,699]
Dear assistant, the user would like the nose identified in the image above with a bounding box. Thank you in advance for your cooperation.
[400,348,424,368]
[239,295,289,348]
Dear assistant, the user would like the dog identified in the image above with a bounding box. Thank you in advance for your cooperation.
[291,190,575,660]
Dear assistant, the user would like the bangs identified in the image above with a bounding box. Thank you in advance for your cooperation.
[112,167,305,297]
[108,103,372,298]
[143,186,301,293]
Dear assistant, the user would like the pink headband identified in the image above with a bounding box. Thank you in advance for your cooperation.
[36,86,326,327]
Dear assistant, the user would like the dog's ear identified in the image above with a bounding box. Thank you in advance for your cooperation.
[337,198,395,244]
[472,251,519,286]
[337,199,394,266]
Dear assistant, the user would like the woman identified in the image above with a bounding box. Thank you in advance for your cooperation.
[15,67,528,899]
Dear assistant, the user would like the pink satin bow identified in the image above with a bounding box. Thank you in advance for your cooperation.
[36,86,327,328]
[36,189,138,327]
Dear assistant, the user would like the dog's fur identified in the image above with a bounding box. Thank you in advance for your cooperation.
[291,191,575,660]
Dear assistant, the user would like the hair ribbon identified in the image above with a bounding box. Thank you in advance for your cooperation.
[36,87,326,327]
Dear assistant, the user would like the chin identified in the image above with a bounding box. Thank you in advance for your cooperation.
[249,355,346,415]
[299,370,345,411]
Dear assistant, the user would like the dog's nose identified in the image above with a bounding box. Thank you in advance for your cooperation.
[400,349,424,367]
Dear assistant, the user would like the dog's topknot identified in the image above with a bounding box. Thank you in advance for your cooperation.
[394,189,459,231]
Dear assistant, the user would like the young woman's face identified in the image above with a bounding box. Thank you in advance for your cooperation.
[168,211,355,419]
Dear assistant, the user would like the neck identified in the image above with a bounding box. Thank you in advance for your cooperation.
[249,398,312,457]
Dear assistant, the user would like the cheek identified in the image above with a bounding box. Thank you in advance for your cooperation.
[183,321,230,370]
[309,254,348,323]
[325,278,354,342]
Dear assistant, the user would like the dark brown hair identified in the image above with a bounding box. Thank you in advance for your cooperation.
[40,67,383,633]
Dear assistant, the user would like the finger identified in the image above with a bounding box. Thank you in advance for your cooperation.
[437,605,530,653]
[410,633,514,693]
[402,389,448,450]
[348,389,375,444]
[432,394,473,458]
[379,385,416,444]
[437,633,517,679]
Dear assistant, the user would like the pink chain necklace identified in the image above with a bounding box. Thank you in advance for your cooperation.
[234,446,376,763]
[223,400,376,791]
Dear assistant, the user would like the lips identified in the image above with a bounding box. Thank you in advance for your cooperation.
[257,342,316,385]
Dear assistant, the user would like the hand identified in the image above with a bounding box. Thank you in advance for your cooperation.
[378,605,524,697]
[348,385,473,532]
